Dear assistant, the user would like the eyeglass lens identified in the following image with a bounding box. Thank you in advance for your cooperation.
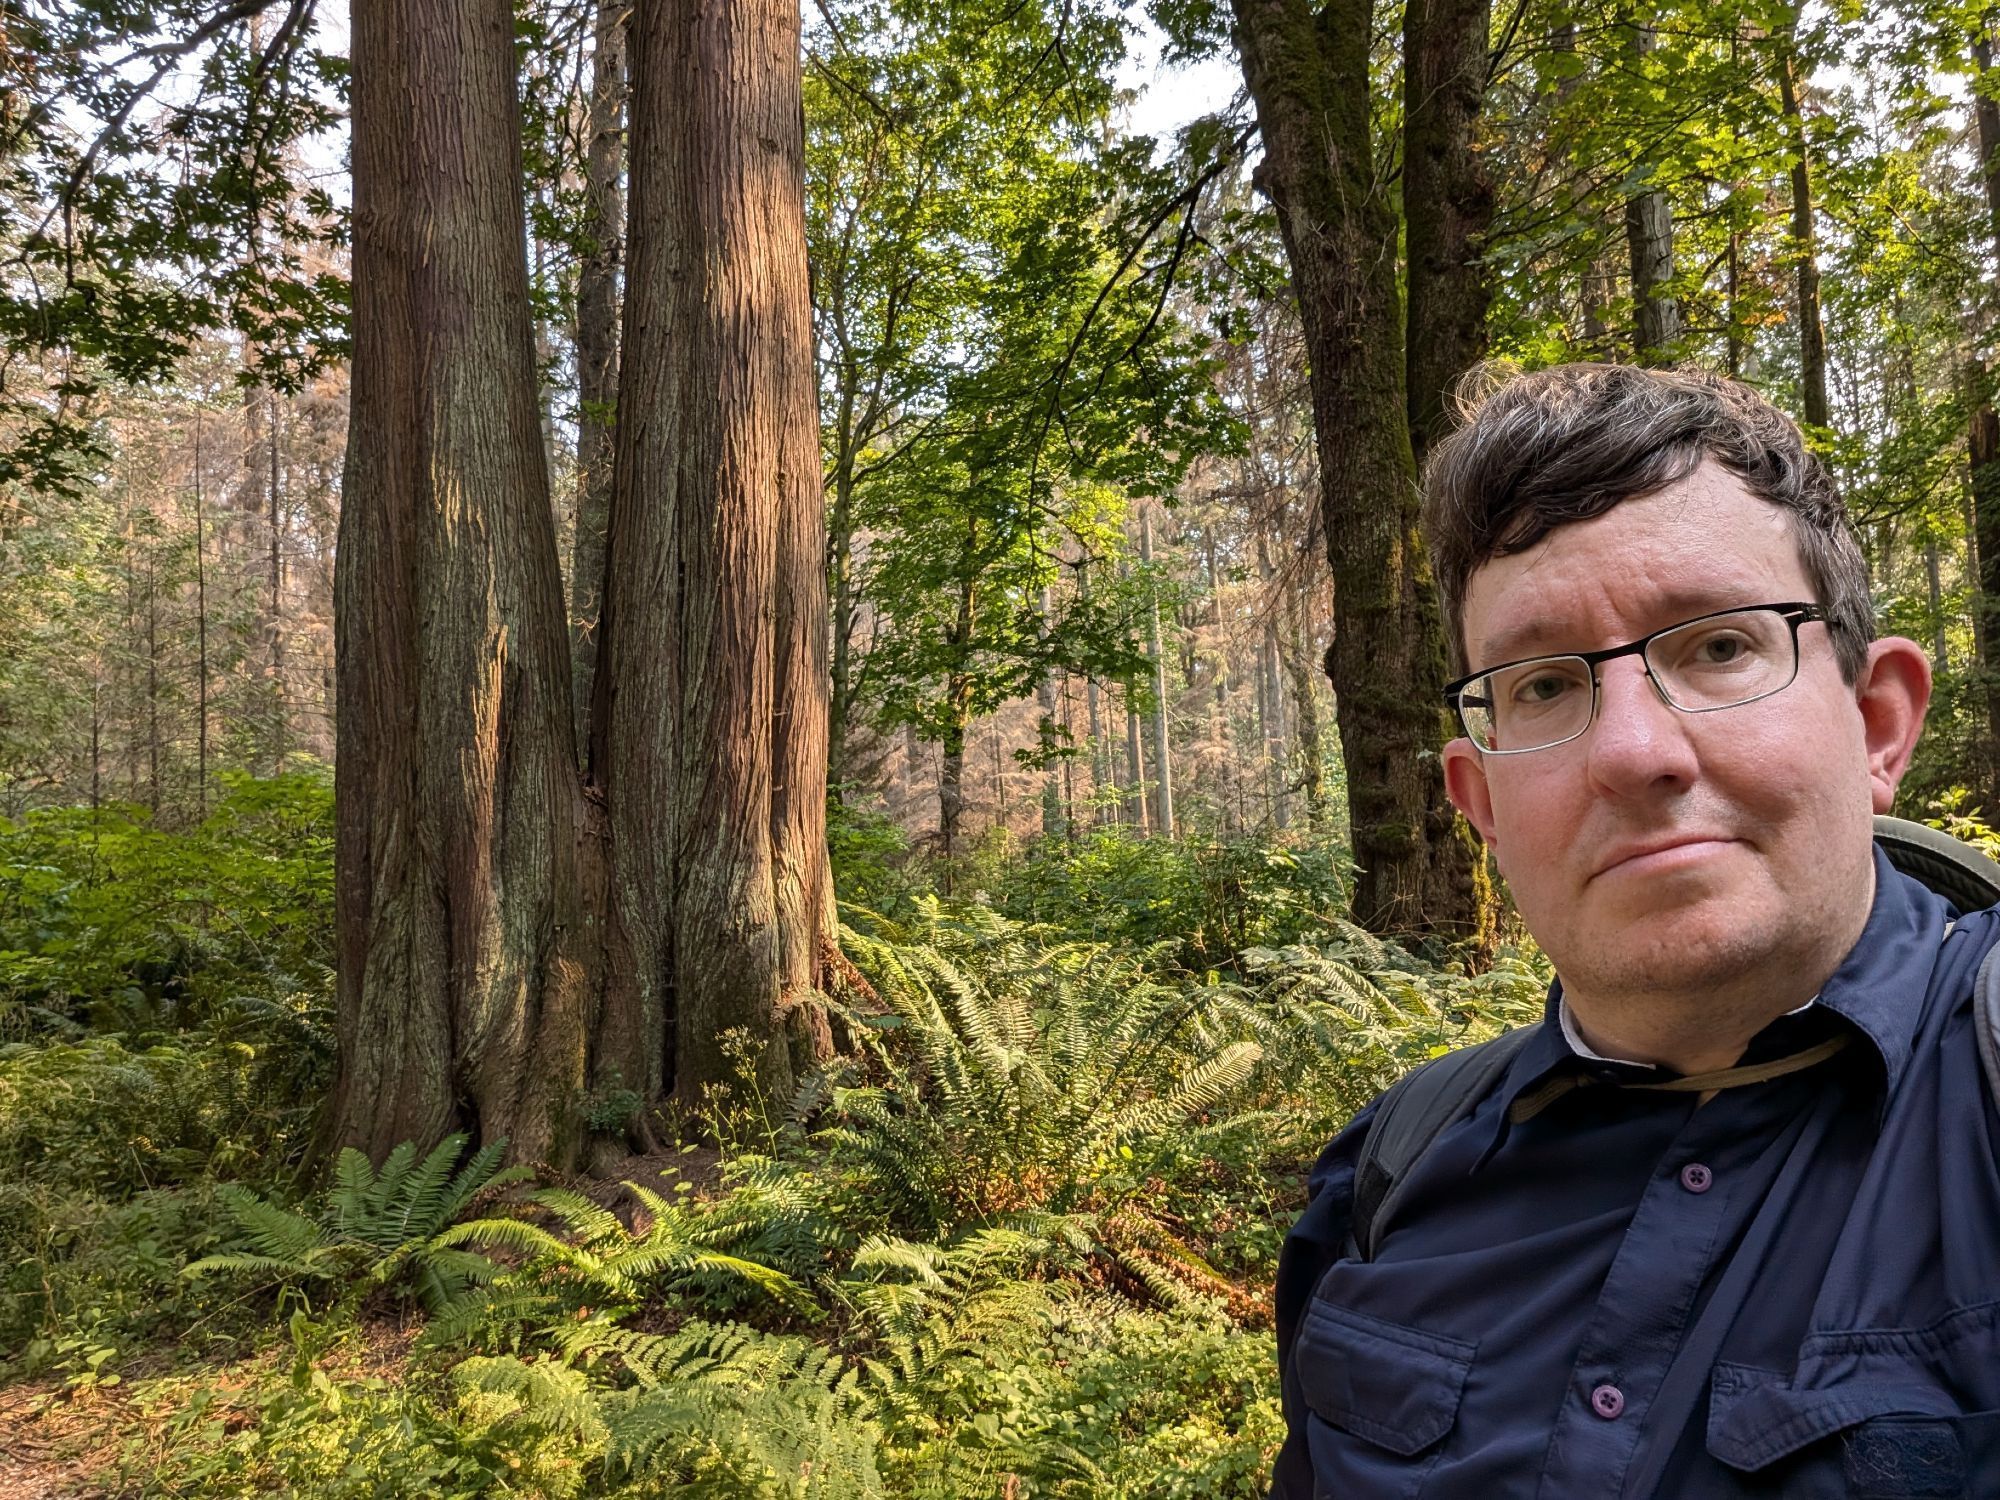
[1460,608,1802,753]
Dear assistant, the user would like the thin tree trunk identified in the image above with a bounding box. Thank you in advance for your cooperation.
[330,0,589,1166]
[935,571,977,865]
[1038,583,1064,840]
[145,552,160,815]
[1924,538,1948,670]
[1125,685,1148,831]
[570,0,627,757]
[1080,564,1108,826]
[1404,0,1494,467]
[193,405,209,815]
[1202,529,1233,831]
[1230,0,1488,937]
[604,0,835,1105]
[1281,579,1329,832]
[1060,672,1077,837]
[1257,530,1290,830]
[1140,507,1174,839]
[89,675,102,814]
[1624,18,1681,362]
[268,387,287,772]
[1776,23,1828,431]
[828,409,860,789]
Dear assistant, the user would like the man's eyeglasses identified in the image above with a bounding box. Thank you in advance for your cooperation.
[1444,603,1829,755]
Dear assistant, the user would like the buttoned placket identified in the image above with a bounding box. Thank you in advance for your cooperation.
[1528,1081,1798,1497]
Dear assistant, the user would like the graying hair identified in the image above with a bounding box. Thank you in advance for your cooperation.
[1421,362,1873,682]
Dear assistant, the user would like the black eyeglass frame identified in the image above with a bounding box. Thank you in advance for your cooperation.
[1443,601,1830,755]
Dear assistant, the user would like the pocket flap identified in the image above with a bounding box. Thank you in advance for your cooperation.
[1707,1361,1959,1473]
[1294,1300,1475,1457]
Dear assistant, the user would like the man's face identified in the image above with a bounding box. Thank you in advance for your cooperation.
[1441,461,1921,1008]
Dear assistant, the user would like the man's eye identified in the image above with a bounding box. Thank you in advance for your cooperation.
[1512,672,1579,705]
[1692,632,1750,664]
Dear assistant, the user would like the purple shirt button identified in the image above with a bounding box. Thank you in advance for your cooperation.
[1590,1384,1625,1420]
[1680,1163,1714,1194]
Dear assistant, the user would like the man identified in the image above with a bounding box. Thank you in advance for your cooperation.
[1270,364,2000,1498]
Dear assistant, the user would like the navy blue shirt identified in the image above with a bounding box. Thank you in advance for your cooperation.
[1272,851,2000,1498]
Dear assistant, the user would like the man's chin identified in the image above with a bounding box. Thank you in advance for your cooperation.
[1564,888,1779,988]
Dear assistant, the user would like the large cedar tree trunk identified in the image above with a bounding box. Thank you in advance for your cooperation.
[1229,0,1487,938]
[331,0,589,1164]
[600,0,835,1107]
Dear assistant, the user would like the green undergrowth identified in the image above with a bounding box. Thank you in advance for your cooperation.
[2,789,1543,1496]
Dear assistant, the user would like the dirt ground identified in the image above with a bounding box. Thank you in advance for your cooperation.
[0,1383,120,1500]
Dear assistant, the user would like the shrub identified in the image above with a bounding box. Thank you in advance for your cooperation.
[986,827,1352,969]
[0,986,332,1196]
[0,770,333,1033]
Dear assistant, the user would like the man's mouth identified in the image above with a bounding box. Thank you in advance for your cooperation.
[1592,835,1738,879]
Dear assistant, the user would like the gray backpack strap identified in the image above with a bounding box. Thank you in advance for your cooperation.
[1872,815,2000,1102]
[1979,943,2000,1107]
[1350,1027,1536,1262]
[1873,814,2000,915]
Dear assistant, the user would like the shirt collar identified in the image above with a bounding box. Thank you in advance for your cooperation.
[1557,993,1817,1064]
[1481,845,1947,1158]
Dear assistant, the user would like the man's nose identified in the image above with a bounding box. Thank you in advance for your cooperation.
[1584,655,1699,794]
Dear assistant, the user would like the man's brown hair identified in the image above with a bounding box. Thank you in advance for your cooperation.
[1421,362,1873,682]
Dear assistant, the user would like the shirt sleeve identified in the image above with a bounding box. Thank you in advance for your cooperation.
[1268,1097,1377,1499]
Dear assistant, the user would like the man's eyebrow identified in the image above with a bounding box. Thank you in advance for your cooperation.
[1475,588,1776,668]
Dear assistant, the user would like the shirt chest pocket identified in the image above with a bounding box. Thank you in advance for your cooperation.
[1708,1359,2000,1499]
[1292,1299,1474,1500]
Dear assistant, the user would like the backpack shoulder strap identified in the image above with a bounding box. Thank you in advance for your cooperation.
[1873,814,2000,915]
[1350,1026,1536,1262]
[1978,941,2000,1107]
[1872,815,2000,1103]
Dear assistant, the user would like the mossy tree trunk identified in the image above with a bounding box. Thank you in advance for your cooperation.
[1403,0,1494,468]
[1229,0,1489,939]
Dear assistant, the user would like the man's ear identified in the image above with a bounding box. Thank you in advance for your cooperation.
[1443,736,1498,849]
[1856,636,1931,814]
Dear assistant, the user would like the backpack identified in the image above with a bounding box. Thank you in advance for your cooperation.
[1346,815,2000,1265]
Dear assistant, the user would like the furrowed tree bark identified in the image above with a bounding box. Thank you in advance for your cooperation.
[1403,0,1494,467]
[605,0,834,1107]
[1775,22,1828,432]
[570,0,627,757]
[1229,0,1489,938]
[1623,18,1681,362]
[331,0,589,1166]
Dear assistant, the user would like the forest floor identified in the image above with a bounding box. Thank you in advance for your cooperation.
[0,1380,129,1499]
[0,1317,424,1498]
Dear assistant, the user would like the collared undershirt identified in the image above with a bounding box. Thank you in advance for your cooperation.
[1558,995,1818,1067]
